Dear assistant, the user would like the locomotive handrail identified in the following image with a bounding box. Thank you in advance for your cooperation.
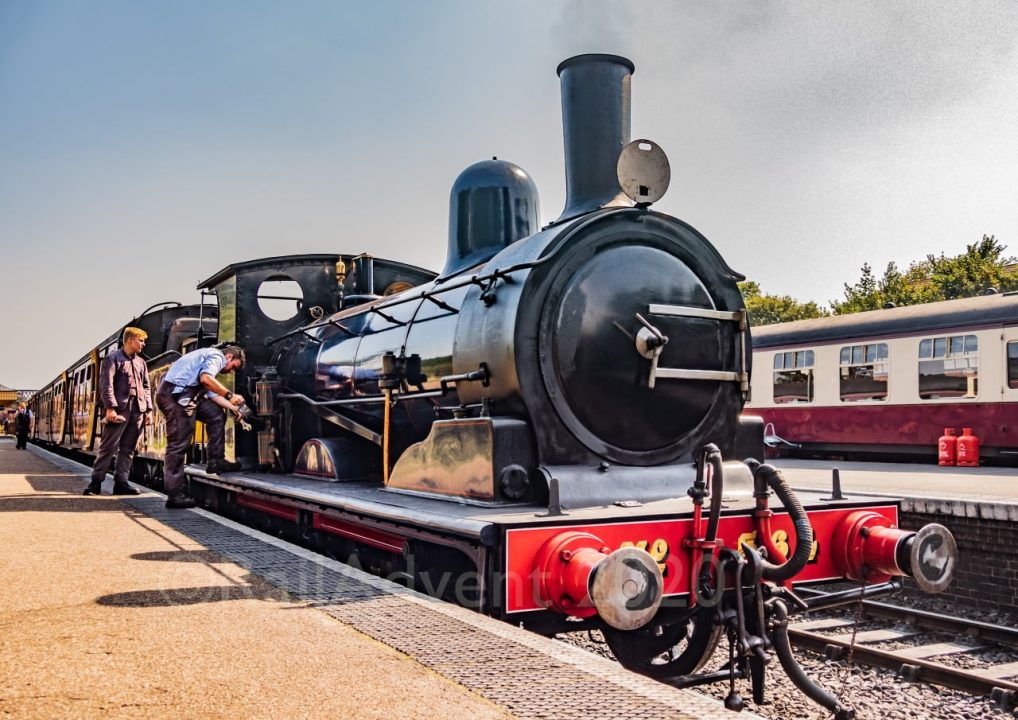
[656,368,741,382]
[369,307,407,326]
[648,304,742,322]
[423,294,457,313]
[645,304,750,395]
[276,391,382,444]
[328,320,356,336]
[144,350,183,369]
[265,257,550,346]
[276,365,488,409]
[266,211,613,348]
[278,389,444,407]
[130,300,183,320]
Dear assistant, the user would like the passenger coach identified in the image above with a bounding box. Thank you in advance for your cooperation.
[30,302,218,467]
[744,292,1018,463]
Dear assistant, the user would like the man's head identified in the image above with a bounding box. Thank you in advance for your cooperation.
[221,345,245,373]
[123,327,148,357]
[18,403,25,411]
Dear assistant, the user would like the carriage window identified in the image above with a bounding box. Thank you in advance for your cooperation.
[773,349,814,404]
[1008,342,1018,389]
[919,334,978,399]
[839,343,888,402]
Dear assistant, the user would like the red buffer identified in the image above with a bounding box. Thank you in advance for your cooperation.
[957,427,980,467]
[937,427,957,466]
[832,510,957,593]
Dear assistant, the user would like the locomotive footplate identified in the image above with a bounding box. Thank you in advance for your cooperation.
[182,465,909,623]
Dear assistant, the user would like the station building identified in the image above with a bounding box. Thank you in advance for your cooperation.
[0,384,33,434]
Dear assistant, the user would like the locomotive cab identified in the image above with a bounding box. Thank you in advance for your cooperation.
[196,254,438,467]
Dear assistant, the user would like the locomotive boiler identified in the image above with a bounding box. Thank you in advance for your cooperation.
[33,54,959,718]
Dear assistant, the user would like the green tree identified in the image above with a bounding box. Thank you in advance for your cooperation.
[927,235,1018,299]
[831,235,1015,315]
[739,281,829,326]
[830,260,939,314]
[831,263,882,314]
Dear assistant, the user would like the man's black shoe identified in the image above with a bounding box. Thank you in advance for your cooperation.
[206,459,242,474]
[165,496,198,509]
[112,484,141,496]
[82,483,103,496]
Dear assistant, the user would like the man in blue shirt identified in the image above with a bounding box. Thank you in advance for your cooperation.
[155,344,246,509]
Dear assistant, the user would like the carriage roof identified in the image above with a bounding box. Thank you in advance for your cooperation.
[751,292,1018,349]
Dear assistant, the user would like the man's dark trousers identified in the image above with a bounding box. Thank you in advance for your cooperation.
[155,383,225,499]
[90,399,145,486]
[14,413,29,449]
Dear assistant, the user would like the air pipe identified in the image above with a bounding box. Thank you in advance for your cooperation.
[751,463,814,583]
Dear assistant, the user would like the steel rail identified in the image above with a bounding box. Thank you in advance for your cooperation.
[853,598,1018,649]
[788,627,1018,708]
[795,588,1018,649]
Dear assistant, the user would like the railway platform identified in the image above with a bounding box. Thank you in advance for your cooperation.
[0,437,757,720]
[777,458,1018,513]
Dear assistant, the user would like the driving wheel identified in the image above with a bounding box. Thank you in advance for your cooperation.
[602,607,721,679]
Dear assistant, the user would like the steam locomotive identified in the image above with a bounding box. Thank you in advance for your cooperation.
[31,55,957,718]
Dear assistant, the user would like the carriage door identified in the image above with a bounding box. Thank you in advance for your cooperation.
[1002,325,1018,461]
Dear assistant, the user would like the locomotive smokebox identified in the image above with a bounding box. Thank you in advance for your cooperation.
[556,53,635,222]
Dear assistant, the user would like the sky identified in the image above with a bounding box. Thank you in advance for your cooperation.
[2,1,1016,390]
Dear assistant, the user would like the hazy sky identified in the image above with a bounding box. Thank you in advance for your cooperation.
[2,1,1016,389]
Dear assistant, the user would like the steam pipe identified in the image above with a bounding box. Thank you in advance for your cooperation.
[354,255,375,295]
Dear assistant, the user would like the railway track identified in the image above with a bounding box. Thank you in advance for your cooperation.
[790,595,1018,711]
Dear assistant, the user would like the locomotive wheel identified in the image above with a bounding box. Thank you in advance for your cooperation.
[602,607,721,679]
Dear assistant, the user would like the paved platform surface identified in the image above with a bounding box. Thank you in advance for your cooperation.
[0,438,756,720]
[775,458,1018,503]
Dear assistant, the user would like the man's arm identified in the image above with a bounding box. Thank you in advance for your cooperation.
[99,354,118,411]
[207,393,242,418]
[141,360,153,408]
[198,372,245,406]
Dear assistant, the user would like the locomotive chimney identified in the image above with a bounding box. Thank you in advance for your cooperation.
[555,54,635,223]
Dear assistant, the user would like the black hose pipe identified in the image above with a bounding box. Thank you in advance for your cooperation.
[770,601,855,720]
[754,464,813,583]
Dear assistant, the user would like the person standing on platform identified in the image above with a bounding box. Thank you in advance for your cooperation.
[14,403,31,449]
[155,344,246,509]
[83,327,153,495]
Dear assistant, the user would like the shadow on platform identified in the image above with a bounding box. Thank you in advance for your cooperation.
[24,473,91,493]
[96,572,292,607]
[0,492,146,513]
[130,549,226,563]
